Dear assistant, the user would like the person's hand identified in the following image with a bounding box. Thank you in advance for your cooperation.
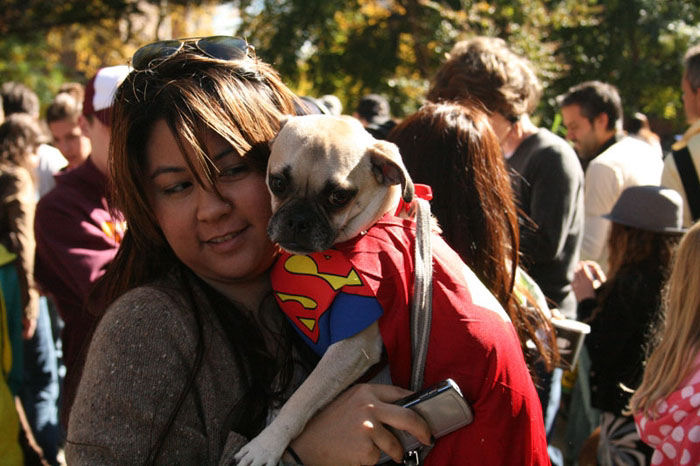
[549,308,565,320]
[572,260,606,302]
[289,383,432,466]
[22,315,37,339]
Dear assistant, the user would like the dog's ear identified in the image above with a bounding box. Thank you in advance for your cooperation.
[368,140,415,202]
[270,115,293,150]
[278,115,292,129]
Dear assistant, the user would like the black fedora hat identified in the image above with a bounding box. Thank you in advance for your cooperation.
[603,185,686,234]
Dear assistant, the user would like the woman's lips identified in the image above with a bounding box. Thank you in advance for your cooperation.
[207,231,240,244]
[204,226,248,251]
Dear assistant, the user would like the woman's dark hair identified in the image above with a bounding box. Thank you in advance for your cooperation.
[605,222,681,295]
[97,47,302,461]
[591,222,681,319]
[0,113,42,170]
[387,101,557,370]
[1,82,40,119]
[589,223,682,358]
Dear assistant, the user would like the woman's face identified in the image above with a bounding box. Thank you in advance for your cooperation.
[145,119,277,294]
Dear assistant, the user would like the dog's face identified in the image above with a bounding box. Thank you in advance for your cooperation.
[267,114,414,254]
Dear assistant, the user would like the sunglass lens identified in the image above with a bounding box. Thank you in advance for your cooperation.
[196,36,250,61]
[132,40,183,70]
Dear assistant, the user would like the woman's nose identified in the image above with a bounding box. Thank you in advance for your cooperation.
[196,186,233,222]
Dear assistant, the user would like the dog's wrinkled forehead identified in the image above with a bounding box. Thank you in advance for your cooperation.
[268,115,373,188]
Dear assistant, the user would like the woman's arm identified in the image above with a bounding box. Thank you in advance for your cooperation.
[65,286,212,465]
[67,282,430,466]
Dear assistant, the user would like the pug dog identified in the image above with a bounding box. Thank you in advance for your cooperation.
[266,115,414,253]
[234,114,418,466]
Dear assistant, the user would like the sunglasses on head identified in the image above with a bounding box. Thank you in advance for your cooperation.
[131,36,253,71]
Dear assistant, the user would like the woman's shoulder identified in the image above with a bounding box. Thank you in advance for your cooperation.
[609,262,665,297]
[111,277,186,307]
[96,277,197,346]
[0,164,33,197]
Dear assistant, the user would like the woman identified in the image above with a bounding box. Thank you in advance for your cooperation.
[0,113,41,342]
[66,37,547,465]
[572,186,685,465]
[630,221,700,465]
[387,102,561,446]
[65,39,432,465]
[387,103,558,369]
[0,112,43,465]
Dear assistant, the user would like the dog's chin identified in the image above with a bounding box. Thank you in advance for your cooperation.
[277,242,322,255]
[271,232,337,255]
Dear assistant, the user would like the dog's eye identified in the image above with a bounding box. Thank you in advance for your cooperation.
[268,175,287,196]
[328,189,354,207]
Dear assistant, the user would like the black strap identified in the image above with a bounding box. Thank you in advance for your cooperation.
[672,146,700,221]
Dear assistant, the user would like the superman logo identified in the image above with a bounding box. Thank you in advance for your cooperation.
[271,250,372,343]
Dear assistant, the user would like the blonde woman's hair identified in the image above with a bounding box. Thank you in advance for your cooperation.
[628,221,700,417]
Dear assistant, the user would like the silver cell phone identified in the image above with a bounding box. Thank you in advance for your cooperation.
[378,378,473,463]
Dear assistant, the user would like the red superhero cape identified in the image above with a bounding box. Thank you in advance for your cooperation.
[271,214,549,465]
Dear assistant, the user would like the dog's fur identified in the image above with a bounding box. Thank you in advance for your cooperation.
[234,115,415,466]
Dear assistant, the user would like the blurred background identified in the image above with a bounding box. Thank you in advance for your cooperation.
[1,0,699,144]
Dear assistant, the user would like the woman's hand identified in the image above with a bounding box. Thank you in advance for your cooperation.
[289,383,432,466]
[572,260,606,302]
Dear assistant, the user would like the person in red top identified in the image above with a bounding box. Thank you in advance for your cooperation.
[34,66,128,426]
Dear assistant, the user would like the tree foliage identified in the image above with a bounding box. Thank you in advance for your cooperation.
[0,0,207,38]
[548,0,700,135]
[233,0,582,116]
[0,0,131,37]
[0,0,219,112]
[1,0,699,135]
[233,0,700,135]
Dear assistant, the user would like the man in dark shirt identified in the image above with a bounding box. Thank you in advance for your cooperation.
[427,36,584,319]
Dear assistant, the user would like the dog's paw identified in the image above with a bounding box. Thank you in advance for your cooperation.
[233,438,286,466]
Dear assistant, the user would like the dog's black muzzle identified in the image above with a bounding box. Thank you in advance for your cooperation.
[267,200,336,253]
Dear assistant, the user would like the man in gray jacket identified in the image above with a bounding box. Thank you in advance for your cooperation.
[428,36,584,319]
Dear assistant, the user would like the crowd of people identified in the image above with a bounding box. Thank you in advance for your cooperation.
[0,33,698,465]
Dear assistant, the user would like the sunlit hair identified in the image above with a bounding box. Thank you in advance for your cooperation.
[426,36,542,119]
[103,49,298,304]
[627,221,700,417]
[46,91,83,125]
[387,101,557,369]
[0,113,42,171]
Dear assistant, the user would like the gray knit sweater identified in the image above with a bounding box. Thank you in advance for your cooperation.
[65,272,273,465]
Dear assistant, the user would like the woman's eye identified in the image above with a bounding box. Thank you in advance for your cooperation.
[163,181,192,195]
[328,189,353,207]
[218,164,249,179]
